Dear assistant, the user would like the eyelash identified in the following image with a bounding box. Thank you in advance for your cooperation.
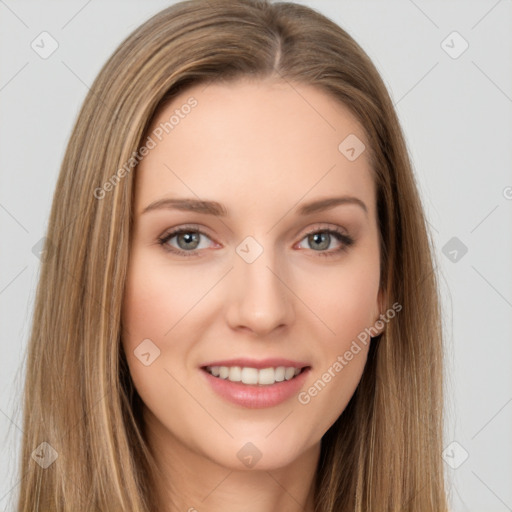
[157,224,354,258]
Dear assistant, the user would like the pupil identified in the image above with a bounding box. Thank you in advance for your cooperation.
[178,232,199,250]
[310,232,329,251]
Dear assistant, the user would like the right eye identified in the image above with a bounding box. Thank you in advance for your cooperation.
[157,226,218,257]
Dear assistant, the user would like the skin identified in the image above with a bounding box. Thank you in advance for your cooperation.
[121,77,384,512]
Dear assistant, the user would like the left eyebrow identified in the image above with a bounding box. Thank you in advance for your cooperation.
[296,196,368,217]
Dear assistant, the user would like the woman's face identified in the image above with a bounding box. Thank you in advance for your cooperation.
[121,78,383,471]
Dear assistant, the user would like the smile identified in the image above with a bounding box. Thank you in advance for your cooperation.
[204,365,305,386]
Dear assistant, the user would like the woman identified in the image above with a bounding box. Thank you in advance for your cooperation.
[17,0,447,510]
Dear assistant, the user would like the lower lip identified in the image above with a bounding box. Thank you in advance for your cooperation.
[201,368,310,409]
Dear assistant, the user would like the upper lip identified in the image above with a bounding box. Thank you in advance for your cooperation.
[200,358,310,370]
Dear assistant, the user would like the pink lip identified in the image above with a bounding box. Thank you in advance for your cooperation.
[200,366,311,409]
[200,358,309,370]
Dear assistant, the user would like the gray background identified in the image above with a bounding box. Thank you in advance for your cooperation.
[1,1,511,510]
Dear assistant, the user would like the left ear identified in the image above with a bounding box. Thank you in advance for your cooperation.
[371,287,388,337]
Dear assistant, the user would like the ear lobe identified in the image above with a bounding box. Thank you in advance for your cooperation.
[377,286,388,314]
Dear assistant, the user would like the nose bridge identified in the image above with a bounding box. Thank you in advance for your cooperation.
[225,236,294,335]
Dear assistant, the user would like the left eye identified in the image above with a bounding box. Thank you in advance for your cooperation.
[296,229,352,253]
[158,228,213,254]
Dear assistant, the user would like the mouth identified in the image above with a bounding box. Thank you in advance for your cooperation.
[200,360,312,408]
[202,365,309,386]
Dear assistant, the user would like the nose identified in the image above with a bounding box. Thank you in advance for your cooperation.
[225,246,295,337]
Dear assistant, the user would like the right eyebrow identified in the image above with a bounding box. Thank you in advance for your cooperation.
[141,198,228,216]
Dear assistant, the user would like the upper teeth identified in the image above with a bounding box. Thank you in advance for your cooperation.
[206,366,302,385]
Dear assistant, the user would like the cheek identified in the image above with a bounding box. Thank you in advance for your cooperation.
[335,265,380,335]
[121,261,190,427]
[293,250,379,432]
[122,255,205,343]
[300,252,380,344]
[120,257,182,388]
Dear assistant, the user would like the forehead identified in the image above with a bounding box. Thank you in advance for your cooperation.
[135,78,375,218]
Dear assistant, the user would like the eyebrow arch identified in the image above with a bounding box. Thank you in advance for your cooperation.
[297,196,368,216]
[141,198,228,216]
[141,196,367,217]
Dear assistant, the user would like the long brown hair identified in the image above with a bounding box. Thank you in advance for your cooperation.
[15,1,447,510]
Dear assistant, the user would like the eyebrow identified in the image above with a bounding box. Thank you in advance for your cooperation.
[141,195,368,217]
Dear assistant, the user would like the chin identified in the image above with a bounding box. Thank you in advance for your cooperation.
[200,434,315,472]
